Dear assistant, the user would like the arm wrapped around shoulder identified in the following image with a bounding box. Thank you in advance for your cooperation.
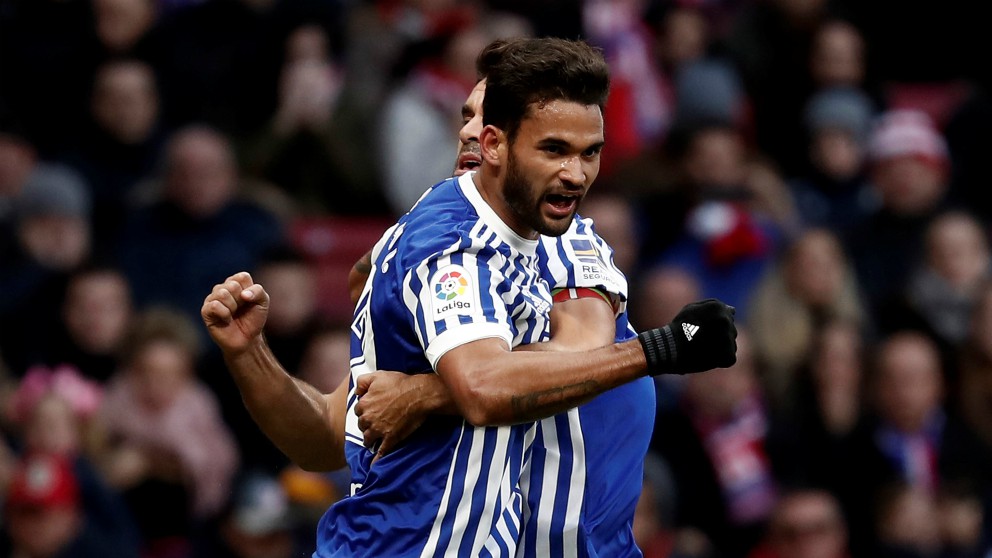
[638,299,738,375]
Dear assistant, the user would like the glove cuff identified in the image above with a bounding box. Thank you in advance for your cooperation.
[638,325,678,376]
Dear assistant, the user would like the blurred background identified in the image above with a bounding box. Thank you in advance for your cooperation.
[2,0,992,556]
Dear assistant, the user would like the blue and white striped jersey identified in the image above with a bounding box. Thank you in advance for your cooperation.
[318,172,559,557]
[533,219,657,558]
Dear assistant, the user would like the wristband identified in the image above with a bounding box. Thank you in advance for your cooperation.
[637,326,678,376]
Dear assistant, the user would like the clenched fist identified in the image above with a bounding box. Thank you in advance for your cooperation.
[201,272,270,355]
[638,298,738,375]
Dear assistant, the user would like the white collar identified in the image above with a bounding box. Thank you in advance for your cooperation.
[457,171,538,256]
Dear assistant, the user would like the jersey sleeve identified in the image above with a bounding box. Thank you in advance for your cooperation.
[539,216,629,316]
[404,241,515,369]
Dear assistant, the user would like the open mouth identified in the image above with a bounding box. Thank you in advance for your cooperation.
[455,152,482,175]
[544,193,579,217]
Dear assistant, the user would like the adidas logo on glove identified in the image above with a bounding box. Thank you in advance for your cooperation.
[638,298,737,375]
[682,323,699,341]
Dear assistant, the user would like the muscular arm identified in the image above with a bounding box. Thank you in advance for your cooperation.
[521,295,616,352]
[437,333,647,426]
[202,272,347,472]
[225,340,349,472]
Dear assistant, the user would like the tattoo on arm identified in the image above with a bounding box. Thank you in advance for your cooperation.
[509,380,600,421]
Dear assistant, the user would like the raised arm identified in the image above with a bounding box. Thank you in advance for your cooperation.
[201,272,347,471]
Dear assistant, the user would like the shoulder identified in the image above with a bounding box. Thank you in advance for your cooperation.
[539,213,629,298]
[395,179,498,265]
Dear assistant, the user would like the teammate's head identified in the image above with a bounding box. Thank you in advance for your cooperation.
[453,78,486,176]
[475,37,610,239]
[451,40,504,177]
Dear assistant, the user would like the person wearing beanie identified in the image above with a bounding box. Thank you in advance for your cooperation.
[0,164,95,375]
[789,86,880,233]
[843,108,954,333]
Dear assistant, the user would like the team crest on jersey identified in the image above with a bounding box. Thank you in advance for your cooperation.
[568,237,623,294]
[569,239,602,265]
[431,265,475,318]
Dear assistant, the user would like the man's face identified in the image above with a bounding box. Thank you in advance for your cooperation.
[453,79,487,176]
[498,100,604,237]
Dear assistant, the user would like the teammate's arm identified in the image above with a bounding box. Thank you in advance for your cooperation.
[348,249,374,305]
[202,272,347,472]
[522,293,616,352]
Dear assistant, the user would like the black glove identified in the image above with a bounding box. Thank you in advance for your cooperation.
[637,298,737,375]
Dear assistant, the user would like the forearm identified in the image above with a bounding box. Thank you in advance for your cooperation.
[224,338,346,471]
[440,339,648,425]
[410,323,613,418]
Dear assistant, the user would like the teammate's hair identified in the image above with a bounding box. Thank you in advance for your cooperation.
[478,37,609,140]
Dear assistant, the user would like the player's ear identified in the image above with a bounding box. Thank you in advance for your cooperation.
[480,125,505,168]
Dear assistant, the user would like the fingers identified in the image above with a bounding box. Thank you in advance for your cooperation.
[363,429,381,451]
[228,271,254,290]
[242,284,268,305]
[361,418,383,454]
[201,299,234,325]
[355,375,372,398]
[210,280,242,315]
[371,437,395,465]
[202,273,268,319]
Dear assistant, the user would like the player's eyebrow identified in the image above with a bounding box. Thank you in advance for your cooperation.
[536,138,570,149]
[537,137,605,153]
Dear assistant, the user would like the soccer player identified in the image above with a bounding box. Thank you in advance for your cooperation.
[202,37,736,557]
[348,45,653,557]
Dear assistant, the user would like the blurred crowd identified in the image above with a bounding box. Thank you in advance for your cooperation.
[2,0,992,557]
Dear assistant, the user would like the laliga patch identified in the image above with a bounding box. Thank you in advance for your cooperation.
[431,264,475,319]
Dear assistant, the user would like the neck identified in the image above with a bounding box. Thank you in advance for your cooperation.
[473,169,537,240]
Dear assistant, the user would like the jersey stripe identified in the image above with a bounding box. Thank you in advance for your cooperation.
[420,426,473,557]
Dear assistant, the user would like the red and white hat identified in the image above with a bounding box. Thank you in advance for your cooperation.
[868,109,948,165]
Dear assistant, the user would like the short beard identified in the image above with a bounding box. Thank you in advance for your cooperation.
[504,151,572,237]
